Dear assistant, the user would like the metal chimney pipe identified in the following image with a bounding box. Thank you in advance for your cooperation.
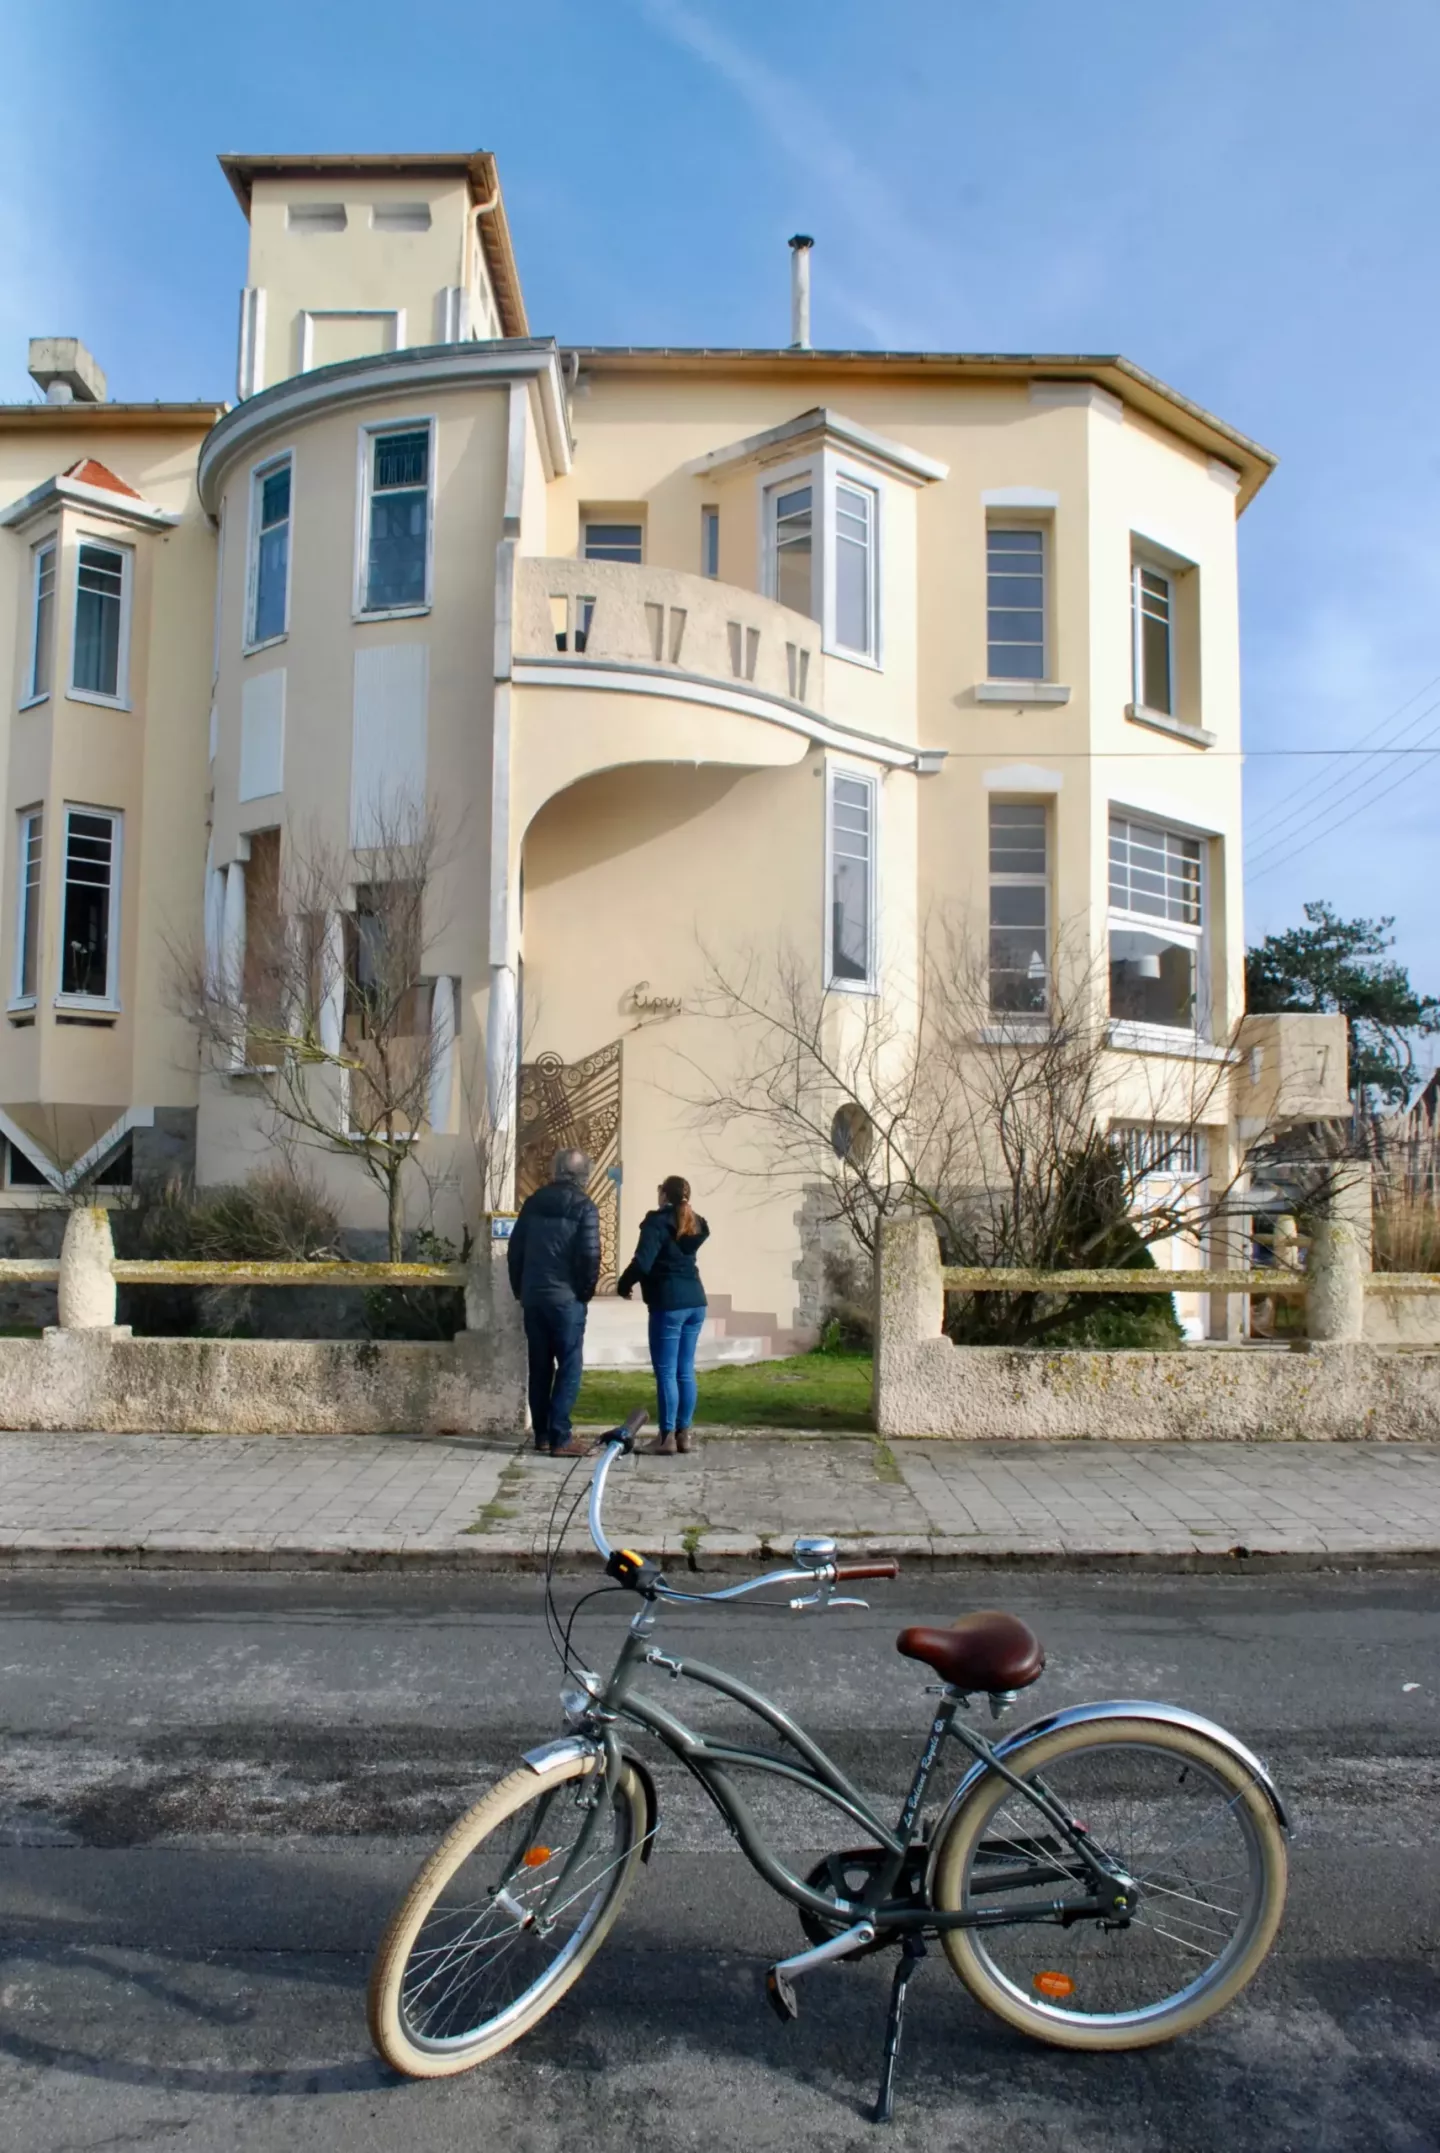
[788,234,814,350]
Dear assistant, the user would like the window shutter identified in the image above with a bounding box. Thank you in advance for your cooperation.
[350,643,429,846]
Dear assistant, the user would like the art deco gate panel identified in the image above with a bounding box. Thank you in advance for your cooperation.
[516,1041,623,1290]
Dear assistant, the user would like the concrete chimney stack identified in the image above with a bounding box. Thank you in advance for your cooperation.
[28,337,107,405]
[788,234,814,350]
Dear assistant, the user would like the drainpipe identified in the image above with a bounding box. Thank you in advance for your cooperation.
[789,234,814,350]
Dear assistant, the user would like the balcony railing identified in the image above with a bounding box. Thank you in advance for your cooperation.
[513,557,823,710]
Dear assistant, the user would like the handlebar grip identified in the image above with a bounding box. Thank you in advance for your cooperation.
[834,1561,900,1582]
[607,1407,648,1451]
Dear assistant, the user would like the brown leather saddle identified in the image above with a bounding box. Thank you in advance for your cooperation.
[895,1610,1044,1695]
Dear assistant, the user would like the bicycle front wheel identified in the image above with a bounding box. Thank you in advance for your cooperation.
[368,1750,649,2077]
[932,1715,1287,2051]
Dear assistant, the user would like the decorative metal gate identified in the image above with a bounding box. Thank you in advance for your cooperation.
[516,1041,623,1289]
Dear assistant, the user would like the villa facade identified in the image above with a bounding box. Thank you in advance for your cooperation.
[0,150,1347,1345]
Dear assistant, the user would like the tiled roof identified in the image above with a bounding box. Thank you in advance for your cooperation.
[63,458,142,498]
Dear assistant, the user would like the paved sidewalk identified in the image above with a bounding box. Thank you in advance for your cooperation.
[1,1430,1438,1568]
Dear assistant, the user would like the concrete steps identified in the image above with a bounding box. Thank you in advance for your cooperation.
[582,1294,787,1370]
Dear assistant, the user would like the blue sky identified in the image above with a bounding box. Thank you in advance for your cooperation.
[3,0,1436,1007]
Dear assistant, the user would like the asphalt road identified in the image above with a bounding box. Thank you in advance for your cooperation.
[0,1566,1436,2153]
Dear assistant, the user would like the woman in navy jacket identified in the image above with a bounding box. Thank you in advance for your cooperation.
[617,1175,709,1454]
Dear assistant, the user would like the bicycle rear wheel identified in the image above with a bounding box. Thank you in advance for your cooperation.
[368,1750,648,2077]
[932,1716,1286,2051]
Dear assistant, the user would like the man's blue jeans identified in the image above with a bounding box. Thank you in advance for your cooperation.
[524,1301,588,1448]
[648,1305,706,1433]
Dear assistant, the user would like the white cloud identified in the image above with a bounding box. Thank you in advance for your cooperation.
[632,0,950,346]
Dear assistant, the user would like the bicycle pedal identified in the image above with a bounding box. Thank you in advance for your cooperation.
[765,1967,799,2023]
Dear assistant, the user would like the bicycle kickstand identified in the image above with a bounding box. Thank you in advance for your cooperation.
[873,1934,927,2126]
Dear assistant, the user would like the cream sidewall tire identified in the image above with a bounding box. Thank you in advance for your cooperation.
[933,1718,1288,2053]
[368,1754,647,2078]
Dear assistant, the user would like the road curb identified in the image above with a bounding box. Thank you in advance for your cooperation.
[0,1539,1436,1575]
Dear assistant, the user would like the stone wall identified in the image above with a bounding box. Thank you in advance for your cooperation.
[0,1330,524,1436]
[873,1216,1440,1442]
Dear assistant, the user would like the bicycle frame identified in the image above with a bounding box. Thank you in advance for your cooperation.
[547,1599,1127,1936]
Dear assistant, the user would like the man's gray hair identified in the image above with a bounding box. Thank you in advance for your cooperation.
[552,1148,592,1187]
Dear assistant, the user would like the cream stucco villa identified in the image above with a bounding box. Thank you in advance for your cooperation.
[0,149,1346,1351]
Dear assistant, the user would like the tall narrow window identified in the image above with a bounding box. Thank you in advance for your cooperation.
[59,807,120,1004]
[1132,563,1173,714]
[13,809,42,1004]
[988,801,1049,1014]
[772,483,815,617]
[1108,813,1204,1032]
[987,528,1045,679]
[833,482,875,656]
[28,543,56,700]
[72,542,126,700]
[701,504,720,578]
[828,769,875,989]
[582,521,643,564]
[363,426,431,612]
[250,456,292,644]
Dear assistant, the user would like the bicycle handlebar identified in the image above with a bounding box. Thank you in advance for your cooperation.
[586,1414,901,1603]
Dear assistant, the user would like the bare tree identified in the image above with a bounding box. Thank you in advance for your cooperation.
[682,916,1304,1344]
[174,804,452,1260]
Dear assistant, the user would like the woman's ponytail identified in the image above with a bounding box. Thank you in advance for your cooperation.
[661,1174,698,1238]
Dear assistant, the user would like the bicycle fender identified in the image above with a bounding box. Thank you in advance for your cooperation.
[924,1699,1289,1899]
[520,1735,660,1864]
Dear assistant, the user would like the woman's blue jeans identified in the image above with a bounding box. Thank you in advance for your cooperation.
[648,1305,706,1433]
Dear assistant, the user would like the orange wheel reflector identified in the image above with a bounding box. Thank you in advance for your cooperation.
[522,1846,554,1868]
[1034,1970,1076,1999]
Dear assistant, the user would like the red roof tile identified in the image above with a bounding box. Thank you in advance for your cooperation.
[63,458,143,498]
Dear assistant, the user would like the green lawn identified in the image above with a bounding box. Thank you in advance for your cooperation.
[577,1350,874,1432]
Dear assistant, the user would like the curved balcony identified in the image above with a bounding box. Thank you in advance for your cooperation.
[513,556,826,714]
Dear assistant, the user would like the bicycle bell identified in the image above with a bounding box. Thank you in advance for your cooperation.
[793,1536,837,1567]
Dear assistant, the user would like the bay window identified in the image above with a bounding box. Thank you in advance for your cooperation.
[26,542,56,701]
[765,460,881,664]
[360,422,433,615]
[12,808,42,1005]
[59,806,121,1007]
[71,540,130,703]
[1108,813,1204,1033]
[1131,563,1173,715]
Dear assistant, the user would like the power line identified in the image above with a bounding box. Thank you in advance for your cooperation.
[1243,671,1440,843]
[1243,701,1440,860]
[1244,690,1440,849]
[1246,740,1440,882]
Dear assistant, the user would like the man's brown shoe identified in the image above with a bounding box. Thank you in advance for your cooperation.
[643,1434,678,1456]
[548,1438,593,1458]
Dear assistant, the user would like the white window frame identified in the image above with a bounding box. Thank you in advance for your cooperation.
[986,798,1050,1019]
[1106,809,1210,1044]
[986,522,1048,682]
[10,807,42,1010]
[760,452,884,670]
[1131,559,1173,717]
[354,415,436,621]
[243,450,294,654]
[68,534,134,709]
[55,804,123,1013]
[21,538,58,708]
[824,761,880,995]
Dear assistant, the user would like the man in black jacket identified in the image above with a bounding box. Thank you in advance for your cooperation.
[506,1148,602,1456]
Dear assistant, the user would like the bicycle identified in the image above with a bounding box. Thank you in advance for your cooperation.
[368,1411,1289,2122]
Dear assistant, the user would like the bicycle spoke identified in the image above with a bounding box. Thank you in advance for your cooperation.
[957,1738,1269,2027]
